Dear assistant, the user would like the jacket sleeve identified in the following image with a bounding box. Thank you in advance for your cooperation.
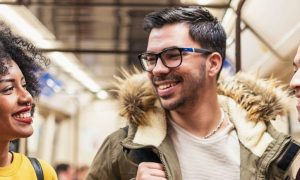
[86,135,120,180]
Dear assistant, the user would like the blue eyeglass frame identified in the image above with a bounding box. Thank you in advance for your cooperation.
[138,47,213,72]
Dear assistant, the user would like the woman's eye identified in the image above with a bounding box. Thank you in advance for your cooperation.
[22,84,27,89]
[0,87,14,95]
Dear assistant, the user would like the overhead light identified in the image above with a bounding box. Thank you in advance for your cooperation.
[47,52,100,93]
[180,0,214,5]
[96,90,109,100]
[0,5,55,49]
[0,5,101,94]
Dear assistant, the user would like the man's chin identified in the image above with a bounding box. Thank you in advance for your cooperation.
[160,98,181,110]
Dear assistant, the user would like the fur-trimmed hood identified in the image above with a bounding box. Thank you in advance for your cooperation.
[115,70,293,157]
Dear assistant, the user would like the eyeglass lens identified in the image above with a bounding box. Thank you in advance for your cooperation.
[140,48,182,71]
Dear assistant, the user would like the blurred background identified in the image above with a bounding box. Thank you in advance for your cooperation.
[1,0,300,176]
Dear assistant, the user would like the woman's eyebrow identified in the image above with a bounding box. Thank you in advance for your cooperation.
[0,78,14,83]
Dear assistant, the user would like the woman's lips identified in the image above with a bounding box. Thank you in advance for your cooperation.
[13,111,32,124]
[16,117,33,124]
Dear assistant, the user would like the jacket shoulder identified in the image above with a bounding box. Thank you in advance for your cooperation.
[87,127,128,180]
[107,127,128,143]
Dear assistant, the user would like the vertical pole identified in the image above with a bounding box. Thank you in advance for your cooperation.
[235,0,246,72]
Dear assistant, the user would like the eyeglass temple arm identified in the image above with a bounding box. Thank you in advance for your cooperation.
[181,47,212,54]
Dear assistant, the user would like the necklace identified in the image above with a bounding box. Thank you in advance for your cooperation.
[203,108,225,139]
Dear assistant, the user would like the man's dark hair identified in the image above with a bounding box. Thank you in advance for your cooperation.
[0,21,49,98]
[143,6,226,76]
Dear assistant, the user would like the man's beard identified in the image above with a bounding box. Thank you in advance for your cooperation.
[154,63,206,110]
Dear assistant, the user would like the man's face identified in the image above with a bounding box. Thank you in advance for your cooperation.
[290,45,300,121]
[146,23,209,110]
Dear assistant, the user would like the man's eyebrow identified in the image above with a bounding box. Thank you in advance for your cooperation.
[146,46,179,53]
[162,46,178,51]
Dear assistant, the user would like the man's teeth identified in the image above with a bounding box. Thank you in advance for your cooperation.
[158,83,176,90]
[13,112,31,119]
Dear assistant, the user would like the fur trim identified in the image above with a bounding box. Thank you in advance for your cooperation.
[115,71,291,126]
[218,73,291,122]
[219,95,274,157]
[132,105,167,147]
[114,68,156,126]
[115,71,292,151]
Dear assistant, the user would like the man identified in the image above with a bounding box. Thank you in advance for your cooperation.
[87,7,300,180]
[290,45,300,121]
[290,45,300,179]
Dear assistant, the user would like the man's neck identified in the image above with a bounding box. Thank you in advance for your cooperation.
[169,95,224,137]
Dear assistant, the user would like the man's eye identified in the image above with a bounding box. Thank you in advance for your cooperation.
[164,53,181,60]
[147,59,156,65]
[293,67,298,74]
[145,55,156,63]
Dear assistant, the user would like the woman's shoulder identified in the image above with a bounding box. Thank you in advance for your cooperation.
[38,159,58,180]
[13,153,57,180]
[4,152,57,179]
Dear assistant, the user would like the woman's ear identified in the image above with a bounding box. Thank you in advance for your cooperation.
[206,52,222,77]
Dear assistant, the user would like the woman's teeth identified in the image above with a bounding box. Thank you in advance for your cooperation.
[13,112,31,119]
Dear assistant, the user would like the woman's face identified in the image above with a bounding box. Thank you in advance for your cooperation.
[0,59,34,142]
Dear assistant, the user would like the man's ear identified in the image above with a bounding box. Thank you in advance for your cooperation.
[206,52,222,77]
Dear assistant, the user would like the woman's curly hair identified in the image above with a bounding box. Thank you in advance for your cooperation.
[0,21,49,98]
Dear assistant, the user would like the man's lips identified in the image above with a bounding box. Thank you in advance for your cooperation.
[152,74,182,97]
[296,101,300,109]
[155,81,178,97]
[156,82,177,90]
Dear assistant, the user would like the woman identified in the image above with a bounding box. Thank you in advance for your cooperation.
[0,21,57,179]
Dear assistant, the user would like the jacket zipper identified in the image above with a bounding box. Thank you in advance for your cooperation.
[153,148,170,180]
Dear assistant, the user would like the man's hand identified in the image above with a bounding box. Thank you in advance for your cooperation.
[136,162,167,180]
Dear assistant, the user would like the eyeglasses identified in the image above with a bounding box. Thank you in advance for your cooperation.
[138,47,212,72]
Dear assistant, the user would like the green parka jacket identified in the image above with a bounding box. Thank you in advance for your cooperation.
[87,72,300,180]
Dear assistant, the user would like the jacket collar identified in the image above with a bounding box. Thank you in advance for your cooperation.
[116,71,292,157]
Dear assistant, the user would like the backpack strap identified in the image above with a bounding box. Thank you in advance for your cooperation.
[275,140,300,179]
[277,141,300,171]
[276,141,300,171]
[28,157,44,180]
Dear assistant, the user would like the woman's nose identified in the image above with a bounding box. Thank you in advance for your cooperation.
[18,87,33,105]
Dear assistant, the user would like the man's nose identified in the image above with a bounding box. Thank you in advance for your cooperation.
[151,58,170,75]
[290,70,300,90]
